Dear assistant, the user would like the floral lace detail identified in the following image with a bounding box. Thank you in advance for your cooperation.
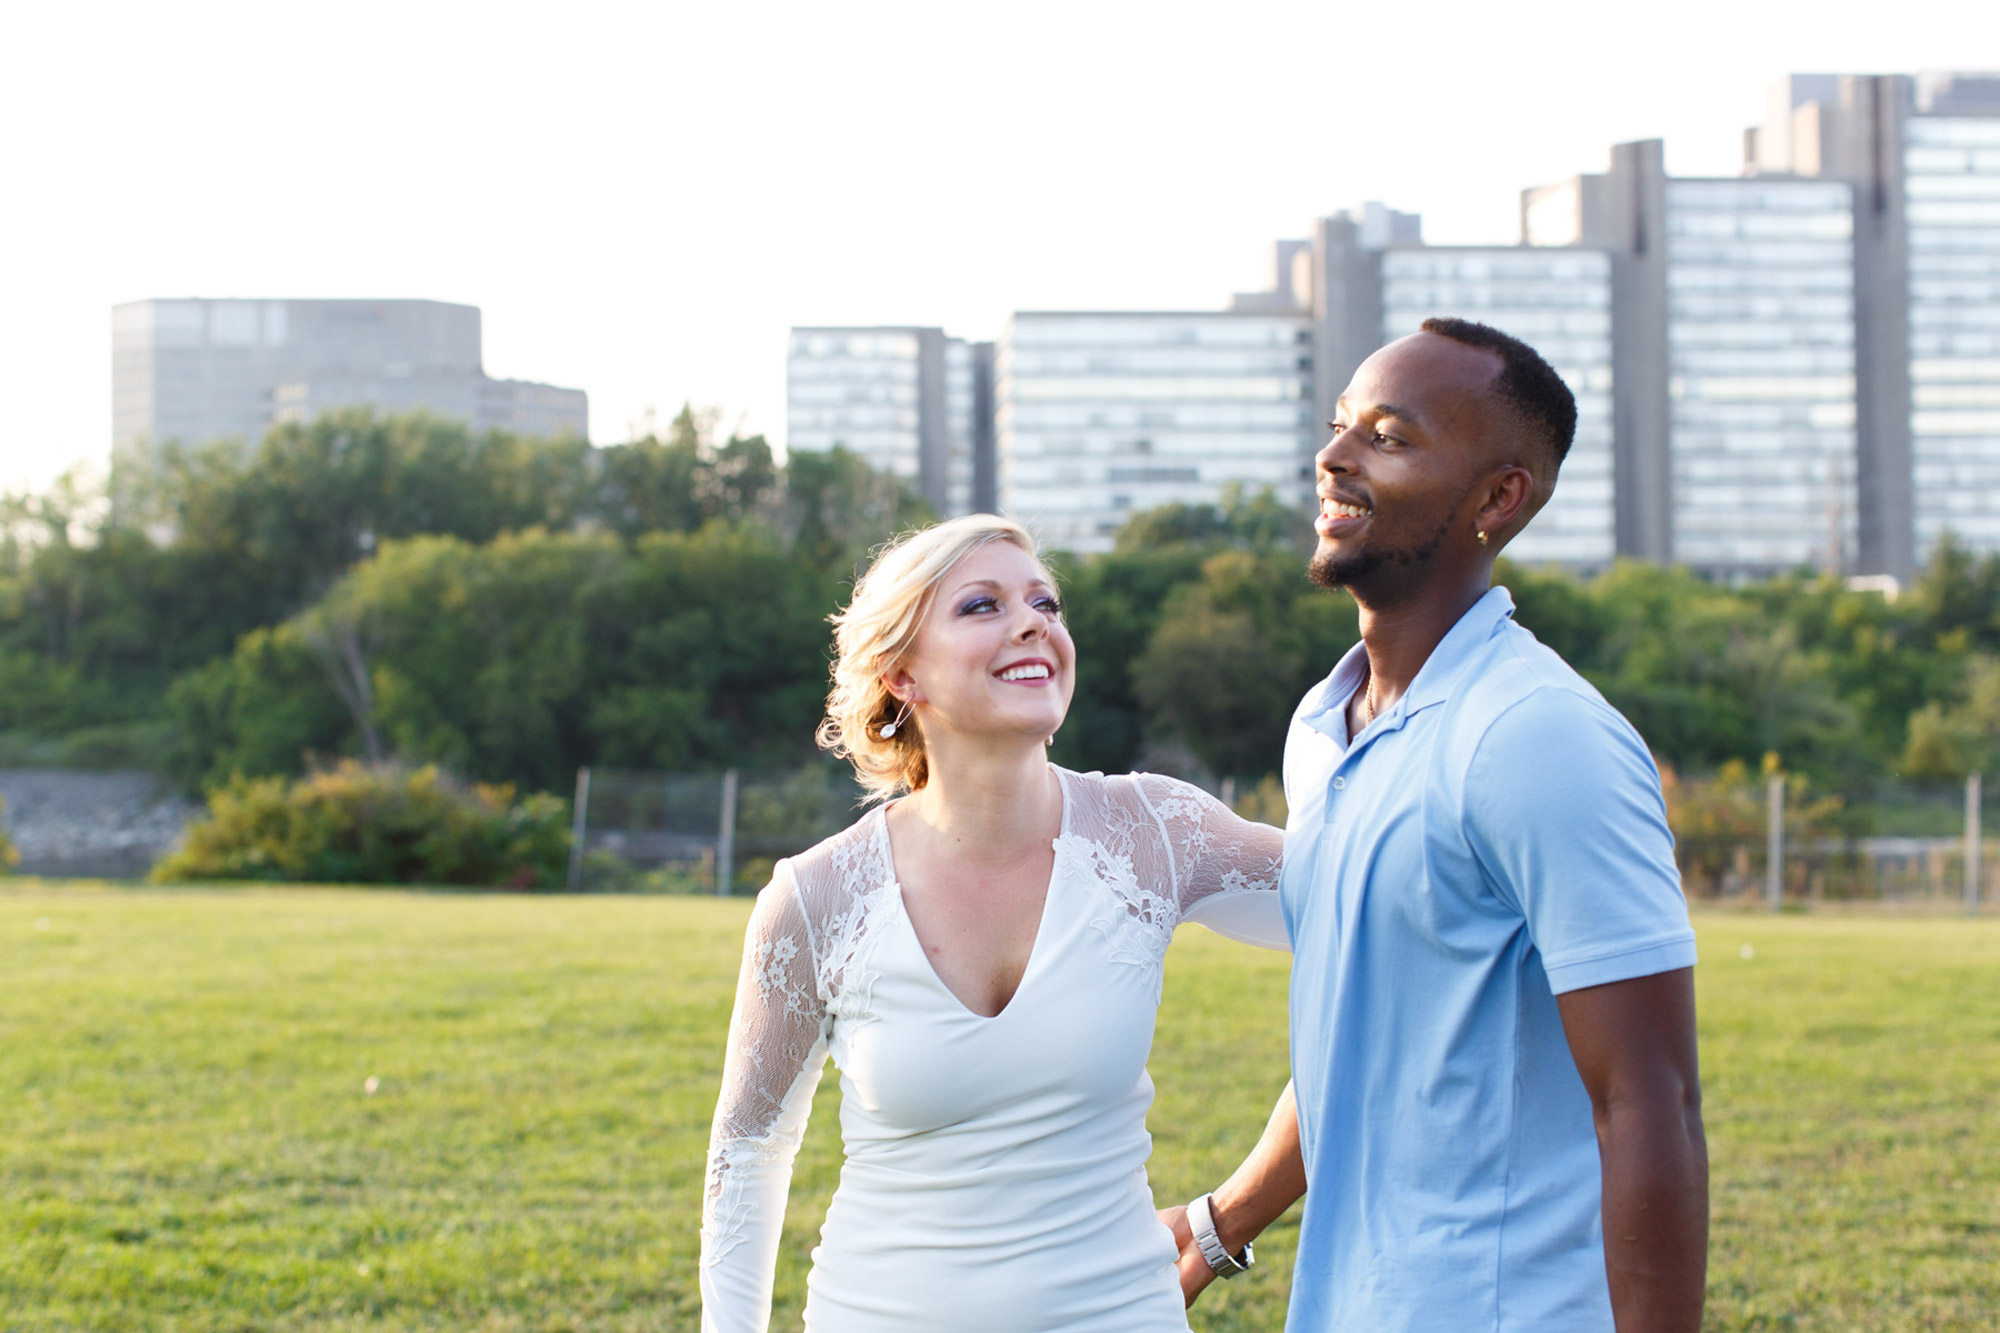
[701,1135,791,1269]
[1065,832,1178,985]
[812,812,899,1065]
[699,813,899,1320]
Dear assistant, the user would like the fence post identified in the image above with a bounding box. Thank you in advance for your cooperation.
[567,766,592,891]
[716,768,739,896]
[1967,772,1983,915]
[1765,773,1785,911]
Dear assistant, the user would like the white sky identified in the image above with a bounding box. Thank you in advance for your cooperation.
[0,0,1990,490]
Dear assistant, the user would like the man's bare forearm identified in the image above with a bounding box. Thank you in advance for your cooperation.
[1597,1086,1708,1330]
[1209,1080,1308,1254]
[1559,968,1708,1333]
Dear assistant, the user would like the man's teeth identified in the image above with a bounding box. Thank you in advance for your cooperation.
[999,664,1051,682]
[1322,499,1369,519]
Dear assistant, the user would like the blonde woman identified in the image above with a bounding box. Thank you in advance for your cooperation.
[699,515,1288,1332]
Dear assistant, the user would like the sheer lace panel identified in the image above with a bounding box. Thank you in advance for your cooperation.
[1129,772,1282,913]
[701,863,827,1274]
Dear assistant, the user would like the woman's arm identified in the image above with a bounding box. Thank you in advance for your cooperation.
[1134,774,1289,950]
[700,866,831,1333]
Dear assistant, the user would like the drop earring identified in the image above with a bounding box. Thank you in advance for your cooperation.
[878,700,913,739]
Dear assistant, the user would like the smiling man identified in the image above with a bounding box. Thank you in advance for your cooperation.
[1164,319,1708,1331]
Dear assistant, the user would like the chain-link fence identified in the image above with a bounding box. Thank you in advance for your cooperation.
[1672,774,1990,909]
[566,762,1991,910]
[567,765,868,893]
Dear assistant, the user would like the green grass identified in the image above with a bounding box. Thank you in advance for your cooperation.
[2,888,1995,1331]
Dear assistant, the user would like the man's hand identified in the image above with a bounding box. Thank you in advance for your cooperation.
[1156,1082,1307,1310]
[1156,1203,1219,1308]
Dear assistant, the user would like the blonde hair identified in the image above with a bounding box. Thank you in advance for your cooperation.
[818,514,1046,801]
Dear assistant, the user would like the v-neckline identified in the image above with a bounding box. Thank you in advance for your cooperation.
[877,767,1068,1022]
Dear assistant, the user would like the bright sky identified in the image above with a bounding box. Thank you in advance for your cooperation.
[0,0,1988,490]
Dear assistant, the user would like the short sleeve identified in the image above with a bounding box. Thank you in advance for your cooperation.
[1131,773,1289,951]
[1463,687,1696,994]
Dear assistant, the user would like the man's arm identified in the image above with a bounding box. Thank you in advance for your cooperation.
[1158,1081,1307,1307]
[1556,967,1707,1333]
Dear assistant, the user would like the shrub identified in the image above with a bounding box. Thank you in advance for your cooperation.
[152,762,570,888]
[0,796,18,873]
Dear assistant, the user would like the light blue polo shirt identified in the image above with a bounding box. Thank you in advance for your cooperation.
[1280,586,1696,1332]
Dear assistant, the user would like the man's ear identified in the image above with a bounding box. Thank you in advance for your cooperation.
[1478,465,1536,535]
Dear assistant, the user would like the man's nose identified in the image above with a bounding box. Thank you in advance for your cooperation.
[1315,426,1357,477]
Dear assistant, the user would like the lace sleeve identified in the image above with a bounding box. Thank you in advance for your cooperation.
[1134,774,1289,951]
[700,862,831,1333]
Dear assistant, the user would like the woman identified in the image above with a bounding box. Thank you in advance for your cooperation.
[700,515,1287,1331]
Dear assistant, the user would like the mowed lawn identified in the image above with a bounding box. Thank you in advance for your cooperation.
[3,889,1996,1332]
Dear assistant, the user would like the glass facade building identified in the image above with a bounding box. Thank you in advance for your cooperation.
[786,328,926,484]
[996,312,1313,553]
[1906,116,2000,556]
[785,326,991,517]
[1379,248,1616,567]
[943,339,983,518]
[1664,180,1858,572]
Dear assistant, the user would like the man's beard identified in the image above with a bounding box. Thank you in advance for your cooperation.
[1308,513,1453,592]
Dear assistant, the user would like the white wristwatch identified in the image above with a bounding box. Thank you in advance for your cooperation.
[1187,1192,1255,1278]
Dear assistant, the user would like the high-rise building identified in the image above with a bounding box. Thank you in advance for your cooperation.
[996,308,1314,553]
[1732,71,2000,577]
[110,299,587,474]
[785,326,993,517]
[1661,178,1858,573]
[797,69,2000,575]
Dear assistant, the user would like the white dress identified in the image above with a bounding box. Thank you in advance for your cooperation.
[699,767,1287,1333]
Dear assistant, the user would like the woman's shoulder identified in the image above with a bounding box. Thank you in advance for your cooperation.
[1058,765,1215,808]
[768,804,895,905]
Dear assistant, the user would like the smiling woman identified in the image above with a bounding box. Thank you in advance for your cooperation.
[698,515,1292,1332]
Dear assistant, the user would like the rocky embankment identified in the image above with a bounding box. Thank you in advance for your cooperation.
[0,770,200,878]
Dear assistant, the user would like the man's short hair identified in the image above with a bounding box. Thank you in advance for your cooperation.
[1419,316,1577,470]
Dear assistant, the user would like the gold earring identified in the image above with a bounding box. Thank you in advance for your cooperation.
[1475,529,1489,546]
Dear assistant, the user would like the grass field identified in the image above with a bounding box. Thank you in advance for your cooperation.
[3,887,1995,1332]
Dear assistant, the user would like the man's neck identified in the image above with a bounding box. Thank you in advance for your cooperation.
[1352,568,1493,718]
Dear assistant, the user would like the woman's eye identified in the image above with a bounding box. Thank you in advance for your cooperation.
[1035,597,1064,616]
[959,597,998,615]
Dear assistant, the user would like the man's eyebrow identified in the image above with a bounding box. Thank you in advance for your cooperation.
[1332,397,1426,430]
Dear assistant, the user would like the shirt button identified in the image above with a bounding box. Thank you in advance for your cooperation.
[1332,776,1347,790]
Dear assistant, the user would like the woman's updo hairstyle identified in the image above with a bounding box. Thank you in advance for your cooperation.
[819,514,1045,801]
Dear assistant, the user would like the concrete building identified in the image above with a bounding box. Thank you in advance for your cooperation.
[1734,71,2000,578]
[110,299,587,474]
[801,69,2000,574]
[786,326,994,517]
[996,307,1314,553]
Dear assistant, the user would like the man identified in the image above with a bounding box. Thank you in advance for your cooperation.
[1164,319,1707,1330]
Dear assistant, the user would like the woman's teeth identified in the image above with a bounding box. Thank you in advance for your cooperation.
[999,664,1050,682]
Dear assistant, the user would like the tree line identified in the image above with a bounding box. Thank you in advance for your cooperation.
[8,407,2000,800]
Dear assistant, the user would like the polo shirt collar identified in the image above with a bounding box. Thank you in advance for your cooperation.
[1399,585,1518,716]
[1295,585,1518,741]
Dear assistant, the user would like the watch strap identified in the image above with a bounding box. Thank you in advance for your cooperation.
[1187,1192,1254,1278]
